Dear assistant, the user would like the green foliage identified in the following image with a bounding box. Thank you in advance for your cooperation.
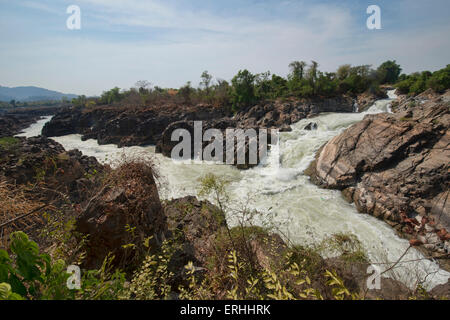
[287,62,381,98]
[317,233,368,264]
[427,64,450,93]
[0,231,127,300]
[77,254,126,300]
[177,82,194,104]
[254,72,289,100]
[0,137,19,149]
[289,61,307,80]
[0,283,24,300]
[230,69,256,112]
[0,232,71,299]
[377,60,402,84]
[100,87,122,105]
[125,239,175,300]
[325,270,360,300]
[200,71,213,93]
[71,95,87,107]
[395,65,450,95]
[84,59,439,110]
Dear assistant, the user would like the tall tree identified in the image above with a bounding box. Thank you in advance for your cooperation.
[307,61,319,93]
[135,80,152,95]
[200,71,213,94]
[230,69,256,111]
[377,60,402,84]
[289,61,307,80]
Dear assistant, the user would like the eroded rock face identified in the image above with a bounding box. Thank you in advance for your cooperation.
[355,90,389,112]
[156,119,275,169]
[304,122,318,130]
[43,104,228,147]
[234,96,354,128]
[75,162,166,270]
[164,196,227,268]
[308,90,450,259]
[0,115,39,138]
[0,136,102,204]
[0,106,60,138]
[42,95,357,166]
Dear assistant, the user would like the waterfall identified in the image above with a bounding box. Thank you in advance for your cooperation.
[20,90,449,290]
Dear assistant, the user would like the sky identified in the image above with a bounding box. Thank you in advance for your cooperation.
[0,0,449,96]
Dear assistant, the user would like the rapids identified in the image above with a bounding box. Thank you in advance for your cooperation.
[19,90,450,290]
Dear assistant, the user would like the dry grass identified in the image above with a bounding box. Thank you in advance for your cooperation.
[0,179,46,248]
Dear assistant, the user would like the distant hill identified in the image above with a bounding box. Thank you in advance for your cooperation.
[0,86,78,102]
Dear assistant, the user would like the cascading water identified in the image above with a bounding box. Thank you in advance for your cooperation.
[20,90,450,290]
[16,116,53,138]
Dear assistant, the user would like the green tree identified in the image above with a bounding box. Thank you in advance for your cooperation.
[288,61,307,80]
[336,64,352,80]
[200,71,213,94]
[306,61,319,93]
[254,71,271,100]
[72,95,87,107]
[100,87,122,105]
[135,80,152,95]
[230,70,256,112]
[178,81,194,104]
[377,60,402,84]
[427,65,450,93]
[270,74,288,98]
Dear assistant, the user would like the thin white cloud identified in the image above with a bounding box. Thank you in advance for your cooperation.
[0,0,449,95]
[18,0,63,15]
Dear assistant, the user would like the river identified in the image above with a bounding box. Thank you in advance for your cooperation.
[17,91,450,290]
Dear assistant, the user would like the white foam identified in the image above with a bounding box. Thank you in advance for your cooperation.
[20,90,449,290]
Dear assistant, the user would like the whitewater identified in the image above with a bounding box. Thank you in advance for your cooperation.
[18,90,450,290]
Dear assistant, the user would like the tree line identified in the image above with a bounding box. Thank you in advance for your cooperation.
[69,60,449,112]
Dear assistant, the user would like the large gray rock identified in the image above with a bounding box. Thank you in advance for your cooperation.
[308,90,450,261]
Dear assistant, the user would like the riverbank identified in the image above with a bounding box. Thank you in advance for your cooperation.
[2,88,449,296]
[307,89,450,273]
[8,90,448,292]
[0,106,60,138]
[1,135,448,299]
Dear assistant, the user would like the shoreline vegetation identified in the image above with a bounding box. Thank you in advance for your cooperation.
[0,150,447,300]
[0,61,449,300]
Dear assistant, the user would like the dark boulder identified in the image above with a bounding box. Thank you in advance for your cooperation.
[304,122,318,130]
[75,161,166,270]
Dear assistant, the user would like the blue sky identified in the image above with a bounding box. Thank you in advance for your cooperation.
[0,0,449,96]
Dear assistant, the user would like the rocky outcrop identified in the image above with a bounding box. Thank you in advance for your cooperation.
[304,122,318,130]
[164,196,227,270]
[308,89,450,261]
[0,136,102,204]
[234,96,354,128]
[156,119,276,169]
[0,136,104,247]
[0,106,61,138]
[42,95,358,167]
[0,115,40,138]
[355,90,388,112]
[75,161,166,270]
[43,104,229,147]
